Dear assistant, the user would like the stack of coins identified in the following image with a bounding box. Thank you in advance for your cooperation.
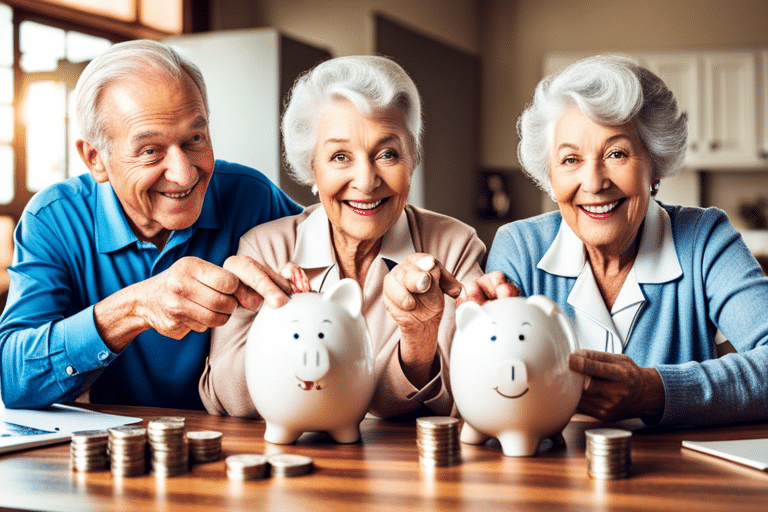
[147,416,188,477]
[416,416,461,467]
[225,454,269,480]
[108,426,147,477]
[585,428,632,479]
[187,430,223,464]
[70,430,108,472]
[267,454,314,477]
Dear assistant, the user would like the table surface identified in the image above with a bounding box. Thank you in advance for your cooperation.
[1,403,767,512]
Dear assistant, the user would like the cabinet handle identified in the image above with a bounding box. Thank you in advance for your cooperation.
[710,141,720,151]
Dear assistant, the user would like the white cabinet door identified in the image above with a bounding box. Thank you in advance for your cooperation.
[642,54,703,165]
[700,52,757,167]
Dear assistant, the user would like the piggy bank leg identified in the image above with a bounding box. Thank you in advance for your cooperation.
[460,423,491,445]
[264,423,302,445]
[328,425,361,444]
[498,431,542,457]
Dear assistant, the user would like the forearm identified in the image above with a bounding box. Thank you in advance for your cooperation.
[655,346,768,425]
[0,306,114,408]
[93,287,151,353]
[398,320,441,389]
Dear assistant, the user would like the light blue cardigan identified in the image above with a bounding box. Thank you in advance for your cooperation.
[486,201,768,425]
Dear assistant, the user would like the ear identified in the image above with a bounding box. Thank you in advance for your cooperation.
[455,301,488,334]
[77,139,109,183]
[527,295,579,352]
[526,295,557,316]
[324,278,363,317]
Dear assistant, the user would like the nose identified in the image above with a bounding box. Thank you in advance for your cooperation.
[494,359,528,397]
[350,159,381,194]
[582,159,611,194]
[164,147,197,187]
[295,345,330,383]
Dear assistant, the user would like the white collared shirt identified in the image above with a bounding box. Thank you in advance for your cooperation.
[537,197,683,353]
[291,206,416,292]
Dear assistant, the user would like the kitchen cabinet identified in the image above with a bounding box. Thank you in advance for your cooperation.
[165,29,330,206]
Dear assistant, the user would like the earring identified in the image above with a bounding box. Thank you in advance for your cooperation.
[650,180,660,196]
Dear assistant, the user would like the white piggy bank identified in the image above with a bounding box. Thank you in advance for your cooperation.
[244,278,375,445]
[450,295,583,456]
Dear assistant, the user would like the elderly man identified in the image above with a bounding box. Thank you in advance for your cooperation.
[0,40,302,410]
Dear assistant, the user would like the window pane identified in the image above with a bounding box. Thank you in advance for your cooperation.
[0,4,11,67]
[20,22,65,72]
[140,0,183,34]
[24,82,66,191]
[0,144,12,204]
[66,32,112,63]
[40,0,135,21]
[0,105,11,143]
[68,90,88,177]
[0,67,11,104]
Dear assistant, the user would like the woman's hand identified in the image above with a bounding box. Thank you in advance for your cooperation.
[383,253,462,388]
[280,262,312,294]
[457,271,519,306]
[569,349,665,422]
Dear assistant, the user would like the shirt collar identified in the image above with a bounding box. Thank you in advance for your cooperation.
[293,205,415,270]
[538,197,682,284]
[94,176,221,254]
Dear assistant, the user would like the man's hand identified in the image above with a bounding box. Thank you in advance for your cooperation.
[569,349,665,423]
[457,271,519,306]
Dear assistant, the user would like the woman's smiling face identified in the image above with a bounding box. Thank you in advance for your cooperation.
[550,106,655,257]
[312,98,413,247]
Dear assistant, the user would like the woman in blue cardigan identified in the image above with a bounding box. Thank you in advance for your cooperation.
[486,54,768,426]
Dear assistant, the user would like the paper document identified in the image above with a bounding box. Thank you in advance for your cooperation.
[682,438,768,472]
[0,404,140,454]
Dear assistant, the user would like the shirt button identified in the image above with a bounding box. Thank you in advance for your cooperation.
[98,351,109,361]
[66,365,77,376]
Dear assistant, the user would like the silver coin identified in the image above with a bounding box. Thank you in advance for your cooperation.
[267,454,314,477]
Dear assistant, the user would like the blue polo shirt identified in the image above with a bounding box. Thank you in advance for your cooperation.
[0,160,302,410]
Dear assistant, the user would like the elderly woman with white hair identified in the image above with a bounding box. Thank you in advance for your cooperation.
[199,55,508,419]
[485,54,768,426]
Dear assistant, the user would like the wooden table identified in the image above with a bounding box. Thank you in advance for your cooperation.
[1,404,767,511]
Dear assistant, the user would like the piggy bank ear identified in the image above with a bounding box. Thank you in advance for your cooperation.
[455,301,489,334]
[323,278,363,317]
[526,295,579,352]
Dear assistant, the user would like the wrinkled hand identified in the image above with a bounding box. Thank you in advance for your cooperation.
[383,253,462,388]
[222,255,294,310]
[280,261,312,293]
[457,271,519,306]
[569,349,665,423]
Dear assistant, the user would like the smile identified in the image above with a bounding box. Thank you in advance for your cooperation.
[160,185,195,199]
[344,197,389,216]
[494,387,529,399]
[579,199,624,218]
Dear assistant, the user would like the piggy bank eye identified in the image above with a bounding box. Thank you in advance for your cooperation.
[518,334,525,341]
[490,335,497,342]
[293,333,299,340]
[518,322,531,342]
[318,332,325,339]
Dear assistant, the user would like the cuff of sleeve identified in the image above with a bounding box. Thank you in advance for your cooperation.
[399,347,452,415]
[50,306,118,381]
[653,362,698,425]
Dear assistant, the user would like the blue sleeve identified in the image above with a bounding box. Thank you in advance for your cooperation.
[0,211,115,408]
[655,208,768,424]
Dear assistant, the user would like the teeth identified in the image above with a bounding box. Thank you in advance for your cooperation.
[347,199,383,210]
[582,201,619,214]
[162,189,193,199]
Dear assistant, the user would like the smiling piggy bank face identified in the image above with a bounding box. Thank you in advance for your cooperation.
[245,278,375,445]
[450,295,583,456]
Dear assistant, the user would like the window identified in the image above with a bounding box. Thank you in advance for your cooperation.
[0,0,188,218]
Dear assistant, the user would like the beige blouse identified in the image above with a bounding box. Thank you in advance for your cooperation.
[199,203,486,419]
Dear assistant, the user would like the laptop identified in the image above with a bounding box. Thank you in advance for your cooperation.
[682,438,768,471]
[0,403,140,454]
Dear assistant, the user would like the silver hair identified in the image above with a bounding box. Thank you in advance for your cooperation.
[74,39,209,158]
[281,55,423,187]
[517,54,688,199]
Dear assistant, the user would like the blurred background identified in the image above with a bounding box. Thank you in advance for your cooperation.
[2,0,768,310]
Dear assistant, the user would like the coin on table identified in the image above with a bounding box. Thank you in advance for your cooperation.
[187,430,223,464]
[585,428,632,479]
[267,454,314,477]
[226,454,269,480]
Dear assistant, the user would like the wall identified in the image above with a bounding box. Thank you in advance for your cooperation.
[480,0,768,223]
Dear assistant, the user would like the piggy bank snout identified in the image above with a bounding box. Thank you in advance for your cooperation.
[296,345,330,382]
[494,359,529,398]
